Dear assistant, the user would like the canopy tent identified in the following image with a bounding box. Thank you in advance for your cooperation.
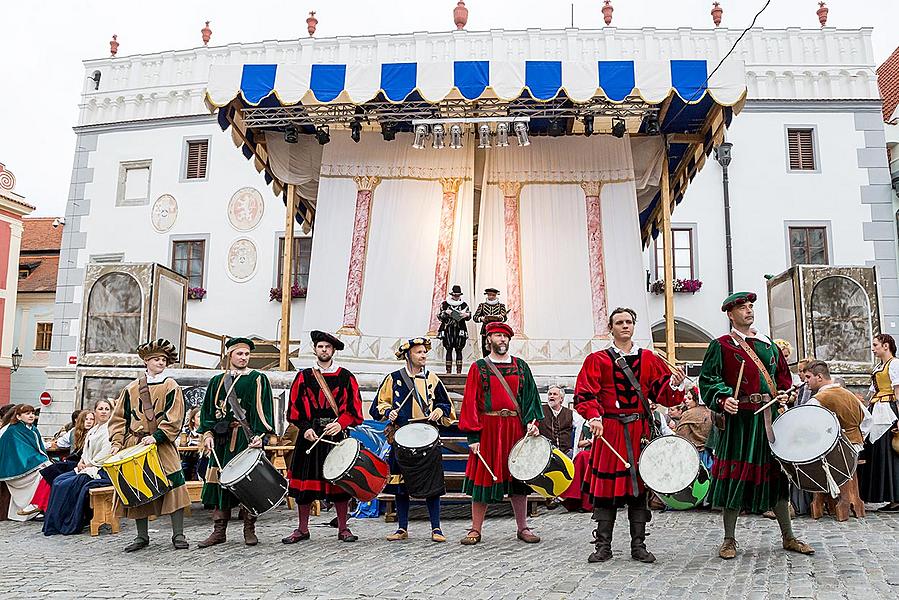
[205,57,746,241]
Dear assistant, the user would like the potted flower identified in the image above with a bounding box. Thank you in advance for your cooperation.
[269,282,308,301]
[188,286,207,300]
[648,279,703,295]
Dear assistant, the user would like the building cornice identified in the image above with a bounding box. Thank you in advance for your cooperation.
[742,99,884,113]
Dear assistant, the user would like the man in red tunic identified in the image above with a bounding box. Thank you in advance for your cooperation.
[459,322,544,545]
[281,330,364,544]
[574,307,685,563]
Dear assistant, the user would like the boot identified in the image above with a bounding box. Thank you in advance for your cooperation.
[628,506,656,563]
[197,510,229,548]
[240,508,258,546]
[588,508,615,563]
[455,360,463,374]
[445,360,452,374]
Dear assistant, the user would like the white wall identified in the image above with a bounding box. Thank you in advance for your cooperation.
[11,293,55,404]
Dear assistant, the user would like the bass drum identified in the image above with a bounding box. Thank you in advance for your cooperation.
[323,438,390,502]
[638,435,709,510]
[508,435,574,498]
[219,447,288,516]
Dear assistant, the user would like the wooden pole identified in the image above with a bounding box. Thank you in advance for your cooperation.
[660,145,676,363]
[279,185,296,371]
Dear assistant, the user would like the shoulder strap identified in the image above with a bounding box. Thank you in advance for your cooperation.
[311,368,341,417]
[222,372,255,441]
[606,348,659,438]
[397,367,428,414]
[484,358,522,414]
[729,334,779,396]
[137,377,158,434]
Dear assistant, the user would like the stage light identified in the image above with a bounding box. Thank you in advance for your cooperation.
[315,125,330,145]
[350,119,362,143]
[644,114,660,136]
[547,120,565,137]
[478,124,491,149]
[496,122,510,147]
[611,118,626,138]
[284,124,299,144]
[412,124,428,149]
[432,123,446,149]
[449,124,463,149]
[583,114,594,137]
[381,122,396,141]
[514,121,530,147]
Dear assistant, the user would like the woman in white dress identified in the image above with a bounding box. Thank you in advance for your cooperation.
[0,405,51,521]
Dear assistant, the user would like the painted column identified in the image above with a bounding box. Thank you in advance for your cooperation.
[498,181,524,334]
[580,181,609,338]
[338,175,381,335]
[427,177,463,336]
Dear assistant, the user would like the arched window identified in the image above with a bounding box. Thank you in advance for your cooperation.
[810,276,871,362]
[651,319,714,363]
[85,272,142,354]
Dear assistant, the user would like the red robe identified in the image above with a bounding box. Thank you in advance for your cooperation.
[574,348,682,504]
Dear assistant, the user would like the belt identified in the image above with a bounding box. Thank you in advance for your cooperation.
[604,414,641,492]
[485,409,518,417]
[737,393,776,444]
[606,413,641,424]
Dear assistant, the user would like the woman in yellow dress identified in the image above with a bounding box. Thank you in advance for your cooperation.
[858,333,899,510]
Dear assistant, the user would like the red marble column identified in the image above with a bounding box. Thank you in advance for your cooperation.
[499,181,524,334]
[338,176,381,335]
[427,178,463,336]
[581,181,608,337]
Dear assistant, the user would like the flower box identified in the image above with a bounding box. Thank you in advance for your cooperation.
[649,278,702,295]
[270,283,308,301]
[187,287,207,300]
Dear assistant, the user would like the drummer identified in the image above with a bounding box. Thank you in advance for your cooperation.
[573,307,685,564]
[282,330,364,544]
[196,337,275,548]
[107,339,191,552]
[370,337,454,542]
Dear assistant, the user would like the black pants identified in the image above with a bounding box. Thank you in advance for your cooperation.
[445,347,463,362]
[480,335,489,357]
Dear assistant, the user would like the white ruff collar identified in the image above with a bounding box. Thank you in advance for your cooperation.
[446,297,464,307]
[484,298,500,305]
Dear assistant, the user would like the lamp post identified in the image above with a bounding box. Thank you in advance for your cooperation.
[11,347,22,373]
[715,141,734,295]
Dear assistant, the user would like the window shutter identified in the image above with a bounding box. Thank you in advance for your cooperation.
[186,140,208,179]
[788,129,815,170]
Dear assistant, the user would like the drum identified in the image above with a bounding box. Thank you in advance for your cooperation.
[394,423,445,498]
[219,447,288,516]
[102,444,171,507]
[638,435,710,510]
[322,438,390,502]
[507,435,574,498]
[770,404,858,496]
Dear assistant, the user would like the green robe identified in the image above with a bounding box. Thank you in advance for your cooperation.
[198,370,275,510]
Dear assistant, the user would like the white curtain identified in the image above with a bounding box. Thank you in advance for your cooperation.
[264,133,323,200]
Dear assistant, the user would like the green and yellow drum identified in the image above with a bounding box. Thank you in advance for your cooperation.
[508,435,575,498]
[102,444,171,507]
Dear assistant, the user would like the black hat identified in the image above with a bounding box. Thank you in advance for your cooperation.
[311,330,345,352]
[225,337,255,353]
[450,285,463,295]
[484,287,500,294]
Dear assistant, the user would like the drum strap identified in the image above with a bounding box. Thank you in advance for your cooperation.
[398,366,429,417]
[222,373,257,446]
[137,377,158,434]
[729,335,778,444]
[484,358,522,416]
[606,348,659,441]
[311,368,341,418]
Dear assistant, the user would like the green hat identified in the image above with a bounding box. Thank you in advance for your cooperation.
[225,337,255,352]
[721,291,757,312]
[395,337,431,360]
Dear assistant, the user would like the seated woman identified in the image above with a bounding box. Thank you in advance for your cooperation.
[674,388,713,470]
[0,404,51,521]
[43,399,114,536]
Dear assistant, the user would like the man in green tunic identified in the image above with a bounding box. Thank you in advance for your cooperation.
[699,292,814,560]
[197,337,275,548]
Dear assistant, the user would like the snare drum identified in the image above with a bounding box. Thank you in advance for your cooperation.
[323,438,390,502]
[393,423,445,498]
[507,435,574,498]
[102,444,171,507]
[770,405,858,496]
[638,435,710,510]
[219,447,289,516]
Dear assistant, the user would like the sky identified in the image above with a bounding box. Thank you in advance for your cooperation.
[0,0,896,216]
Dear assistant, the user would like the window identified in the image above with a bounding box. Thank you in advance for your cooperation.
[277,237,313,288]
[789,226,828,265]
[787,128,816,171]
[35,322,53,351]
[85,272,142,354]
[183,139,209,180]
[116,160,152,206]
[171,240,206,288]
[654,228,694,280]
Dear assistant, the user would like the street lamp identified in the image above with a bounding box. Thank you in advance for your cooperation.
[715,141,734,295]
[11,347,22,373]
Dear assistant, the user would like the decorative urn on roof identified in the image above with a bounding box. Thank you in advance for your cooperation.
[602,1,614,26]
[109,34,119,57]
[307,11,318,37]
[711,2,723,27]
[201,21,212,45]
[454,1,468,30]
[816,2,828,27]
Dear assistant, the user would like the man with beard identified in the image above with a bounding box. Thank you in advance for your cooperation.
[537,386,575,457]
[574,307,685,563]
[197,337,275,548]
[437,285,472,374]
[699,292,814,560]
[282,330,364,544]
[458,322,543,545]
[473,288,508,357]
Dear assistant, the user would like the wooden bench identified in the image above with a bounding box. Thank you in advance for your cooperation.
[89,480,205,536]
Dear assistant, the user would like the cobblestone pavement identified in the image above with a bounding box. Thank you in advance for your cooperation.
[2,503,899,600]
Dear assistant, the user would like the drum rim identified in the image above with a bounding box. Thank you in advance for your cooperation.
[219,447,265,486]
[508,435,553,482]
[322,437,361,482]
[393,422,440,449]
[638,435,701,494]
[102,443,155,466]
[770,404,841,462]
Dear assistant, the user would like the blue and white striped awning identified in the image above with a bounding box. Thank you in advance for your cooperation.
[206,59,745,107]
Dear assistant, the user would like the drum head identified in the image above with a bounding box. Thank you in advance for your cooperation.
[394,423,439,448]
[508,435,552,481]
[104,444,150,465]
[220,448,263,486]
[322,438,359,481]
[770,405,839,462]
[638,435,700,494]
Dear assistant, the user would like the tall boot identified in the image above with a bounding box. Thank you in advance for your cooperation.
[240,508,258,546]
[455,360,463,374]
[588,508,615,563]
[627,506,655,563]
[197,509,229,548]
[445,360,453,374]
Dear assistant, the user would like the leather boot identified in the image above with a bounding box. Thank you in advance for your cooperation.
[197,510,229,548]
[241,508,258,546]
[588,508,615,563]
[455,360,463,374]
[445,360,452,374]
[628,506,656,563]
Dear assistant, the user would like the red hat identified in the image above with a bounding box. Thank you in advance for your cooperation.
[485,322,514,338]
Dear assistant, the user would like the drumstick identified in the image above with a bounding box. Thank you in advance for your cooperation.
[209,446,223,469]
[597,435,630,469]
[658,355,698,388]
[732,359,746,402]
[753,383,802,415]
[474,450,498,481]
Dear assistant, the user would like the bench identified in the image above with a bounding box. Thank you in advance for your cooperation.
[89,480,205,536]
